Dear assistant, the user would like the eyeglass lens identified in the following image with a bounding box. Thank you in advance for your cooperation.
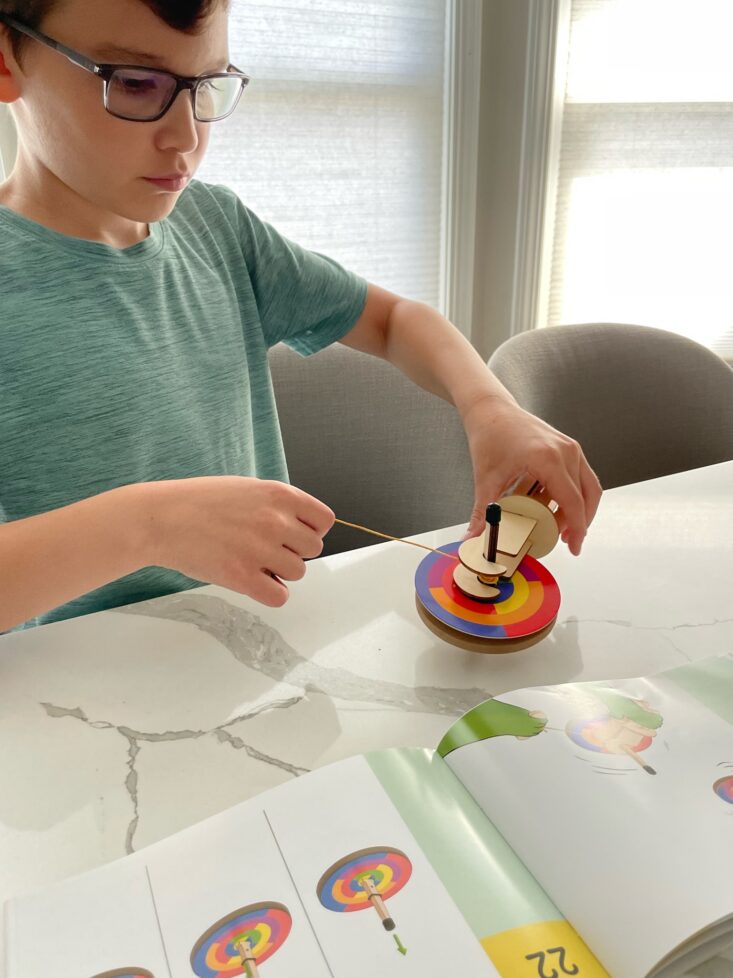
[106,69,242,121]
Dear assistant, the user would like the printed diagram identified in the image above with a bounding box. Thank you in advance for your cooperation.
[713,763,733,805]
[563,689,663,776]
[458,699,549,741]
[317,847,413,956]
[190,902,292,978]
[440,691,664,775]
[90,971,155,978]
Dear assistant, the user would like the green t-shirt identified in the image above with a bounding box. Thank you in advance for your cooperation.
[0,179,368,629]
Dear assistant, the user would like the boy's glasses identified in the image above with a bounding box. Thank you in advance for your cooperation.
[0,14,249,122]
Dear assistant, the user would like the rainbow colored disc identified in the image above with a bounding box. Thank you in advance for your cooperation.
[415,542,560,641]
[713,775,733,804]
[317,847,412,913]
[90,971,154,978]
[191,903,292,978]
[565,718,652,754]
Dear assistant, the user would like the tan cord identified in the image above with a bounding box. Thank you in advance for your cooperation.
[334,518,459,560]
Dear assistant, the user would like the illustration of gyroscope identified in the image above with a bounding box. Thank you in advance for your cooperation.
[317,846,413,956]
[713,774,733,804]
[190,902,292,978]
[90,971,155,978]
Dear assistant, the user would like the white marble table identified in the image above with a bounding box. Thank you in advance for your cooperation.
[1,461,731,976]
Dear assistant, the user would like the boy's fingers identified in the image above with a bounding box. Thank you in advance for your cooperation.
[295,494,335,536]
[286,519,326,559]
[270,546,308,582]
[506,472,536,497]
[579,457,603,525]
[542,465,587,555]
[467,452,596,557]
[465,479,510,538]
[248,571,289,608]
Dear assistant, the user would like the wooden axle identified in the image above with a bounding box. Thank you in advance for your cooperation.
[484,502,502,562]
[234,938,260,978]
[360,875,396,931]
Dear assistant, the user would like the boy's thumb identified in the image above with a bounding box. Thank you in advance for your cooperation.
[464,501,486,540]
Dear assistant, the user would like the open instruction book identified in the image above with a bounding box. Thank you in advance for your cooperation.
[4,653,733,978]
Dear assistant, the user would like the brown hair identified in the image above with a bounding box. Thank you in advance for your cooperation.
[0,0,226,62]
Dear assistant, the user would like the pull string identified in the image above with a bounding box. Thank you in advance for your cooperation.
[334,518,459,560]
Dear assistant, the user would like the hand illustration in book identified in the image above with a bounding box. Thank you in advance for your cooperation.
[438,699,548,755]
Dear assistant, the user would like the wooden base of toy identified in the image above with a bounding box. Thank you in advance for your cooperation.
[415,596,557,654]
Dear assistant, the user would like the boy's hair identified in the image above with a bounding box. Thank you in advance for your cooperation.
[0,0,225,63]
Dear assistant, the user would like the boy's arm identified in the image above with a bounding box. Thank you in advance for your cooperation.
[0,486,146,632]
[0,479,334,632]
[339,283,602,555]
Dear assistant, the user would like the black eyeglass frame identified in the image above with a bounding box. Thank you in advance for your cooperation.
[0,13,250,122]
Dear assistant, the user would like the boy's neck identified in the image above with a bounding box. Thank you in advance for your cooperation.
[0,171,151,250]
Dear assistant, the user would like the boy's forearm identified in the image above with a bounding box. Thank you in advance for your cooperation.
[382,299,518,421]
[0,484,151,632]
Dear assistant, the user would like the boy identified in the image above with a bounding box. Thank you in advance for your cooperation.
[0,0,601,632]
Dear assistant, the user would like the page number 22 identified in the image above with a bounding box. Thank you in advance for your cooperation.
[525,946,580,978]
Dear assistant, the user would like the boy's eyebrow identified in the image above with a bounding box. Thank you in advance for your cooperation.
[92,44,230,72]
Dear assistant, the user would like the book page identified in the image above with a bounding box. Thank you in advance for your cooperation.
[441,654,733,978]
[366,748,610,978]
[7,751,516,978]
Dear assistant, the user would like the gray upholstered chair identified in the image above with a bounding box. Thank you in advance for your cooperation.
[488,323,733,489]
[269,343,474,555]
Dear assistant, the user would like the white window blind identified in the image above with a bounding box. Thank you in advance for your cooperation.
[0,105,16,181]
[197,0,449,307]
[0,2,449,308]
[546,0,733,360]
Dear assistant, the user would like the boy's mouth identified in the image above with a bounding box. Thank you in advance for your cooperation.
[143,175,190,192]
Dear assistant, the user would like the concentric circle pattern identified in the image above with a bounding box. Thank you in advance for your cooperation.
[565,718,652,754]
[415,543,560,641]
[191,903,292,978]
[317,848,412,913]
[713,775,733,804]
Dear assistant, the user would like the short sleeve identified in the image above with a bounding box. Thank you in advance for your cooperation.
[232,199,368,355]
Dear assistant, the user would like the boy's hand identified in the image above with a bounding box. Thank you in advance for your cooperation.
[138,477,335,606]
[461,396,602,555]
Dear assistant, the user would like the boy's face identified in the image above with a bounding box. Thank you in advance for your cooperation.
[0,0,230,225]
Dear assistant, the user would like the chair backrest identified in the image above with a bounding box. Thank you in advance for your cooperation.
[269,343,474,555]
[488,323,733,489]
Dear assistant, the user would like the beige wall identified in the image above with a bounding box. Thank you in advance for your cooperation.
[471,0,538,361]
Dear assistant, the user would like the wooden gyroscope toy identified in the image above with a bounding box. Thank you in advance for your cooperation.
[414,483,562,653]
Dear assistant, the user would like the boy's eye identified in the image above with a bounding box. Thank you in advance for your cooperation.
[119,74,159,94]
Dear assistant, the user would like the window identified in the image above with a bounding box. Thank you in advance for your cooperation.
[0,2,451,309]
[0,105,16,181]
[545,0,733,359]
[197,0,449,308]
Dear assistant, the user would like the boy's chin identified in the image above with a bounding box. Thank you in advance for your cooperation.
[123,190,185,222]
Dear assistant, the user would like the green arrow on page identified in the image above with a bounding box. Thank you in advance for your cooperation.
[393,934,408,955]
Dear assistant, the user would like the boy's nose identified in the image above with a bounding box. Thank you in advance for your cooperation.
[155,90,201,154]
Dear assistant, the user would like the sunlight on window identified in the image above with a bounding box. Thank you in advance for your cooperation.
[560,169,733,351]
[567,0,733,103]
[196,1,447,307]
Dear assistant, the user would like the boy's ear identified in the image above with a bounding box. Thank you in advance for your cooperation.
[0,41,22,103]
